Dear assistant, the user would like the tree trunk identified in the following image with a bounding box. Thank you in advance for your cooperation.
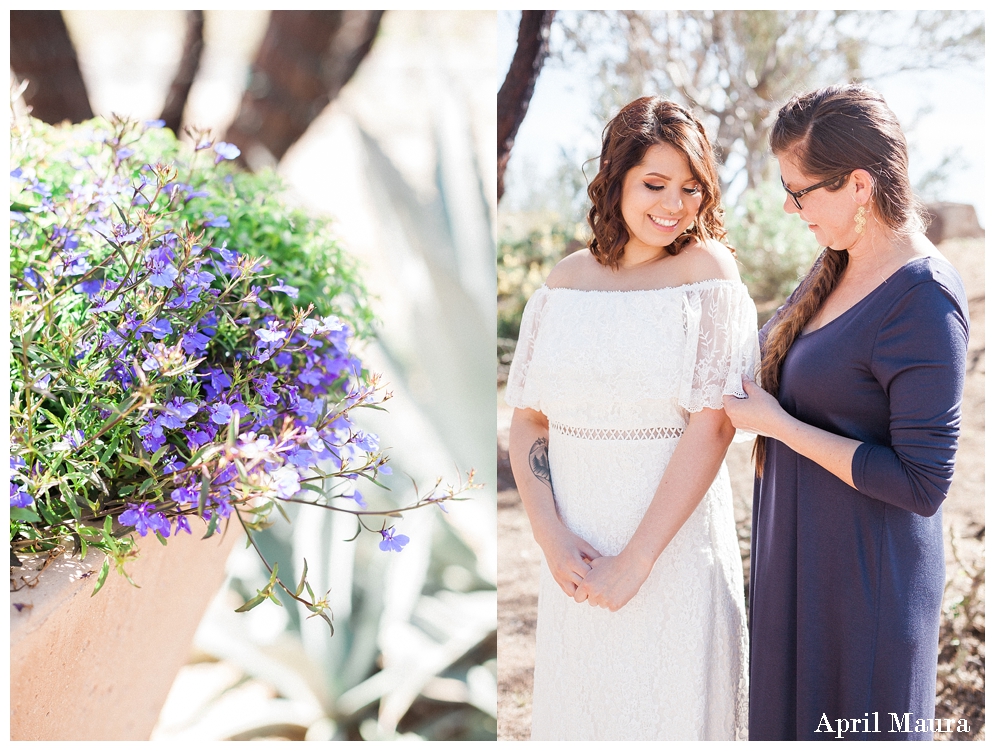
[159,10,205,135]
[10,10,93,124]
[497,10,555,203]
[223,10,384,167]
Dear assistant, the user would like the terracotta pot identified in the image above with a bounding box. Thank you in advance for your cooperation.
[10,526,240,740]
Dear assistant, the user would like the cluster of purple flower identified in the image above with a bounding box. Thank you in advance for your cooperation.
[10,123,406,554]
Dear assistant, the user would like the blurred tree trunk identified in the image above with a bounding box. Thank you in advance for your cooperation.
[223,10,384,167]
[497,10,555,203]
[159,10,205,135]
[10,10,93,124]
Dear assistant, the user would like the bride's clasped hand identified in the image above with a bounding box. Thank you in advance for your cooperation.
[571,551,653,612]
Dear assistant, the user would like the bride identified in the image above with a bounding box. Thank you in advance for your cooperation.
[506,97,757,740]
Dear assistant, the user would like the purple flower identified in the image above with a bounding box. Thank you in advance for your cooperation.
[202,367,232,400]
[213,142,241,164]
[182,426,213,449]
[297,397,323,426]
[165,397,199,422]
[286,447,316,468]
[174,515,192,534]
[10,482,33,508]
[63,429,85,449]
[119,502,171,537]
[210,403,233,425]
[353,430,379,453]
[149,318,173,340]
[141,343,172,372]
[56,252,91,277]
[300,315,346,336]
[343,488,366,509]
[181,329,211,355]
[255,323,287,345]
[162,456,186,474]
[171,487,196,511]
[379,527,410,552]
[204,212,230,228]
[269,279,299,298]
[270,466,301,499]
[102,329,125,349]
[92,296,123,314]
[112,224,143,244]
[144,119,166,129]
[75,278,104,296]
[148,262,179,288]
[22,268,45,290]
[254,374,280,407]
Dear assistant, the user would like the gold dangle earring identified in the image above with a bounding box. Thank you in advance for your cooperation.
[854,205,867,235]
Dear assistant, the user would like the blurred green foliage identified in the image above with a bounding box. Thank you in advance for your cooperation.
[497,220,586,341]
[725,181,822,320]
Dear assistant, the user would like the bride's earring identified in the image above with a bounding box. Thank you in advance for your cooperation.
[854,205,867,235]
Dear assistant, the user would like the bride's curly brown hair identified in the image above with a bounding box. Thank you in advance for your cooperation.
[587,97,730,269]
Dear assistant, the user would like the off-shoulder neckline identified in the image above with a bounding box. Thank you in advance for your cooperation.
[541,278,746,294]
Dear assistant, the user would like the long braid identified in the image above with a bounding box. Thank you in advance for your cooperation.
[753,248,849,475]
[752,82,921,477]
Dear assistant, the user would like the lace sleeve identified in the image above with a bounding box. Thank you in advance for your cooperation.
[504,286,551,410]
[677,282,760,413]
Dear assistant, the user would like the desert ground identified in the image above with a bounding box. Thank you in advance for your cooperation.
[496,237,985,741]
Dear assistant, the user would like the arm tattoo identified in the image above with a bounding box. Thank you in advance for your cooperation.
[529,437,553,492]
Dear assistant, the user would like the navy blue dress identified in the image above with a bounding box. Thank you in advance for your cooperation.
[749,255,969,741]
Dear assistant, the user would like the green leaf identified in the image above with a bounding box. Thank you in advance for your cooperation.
[197,470,211,517]
[150,444,169,466]
[99,436,120,466]
[154,531,168,546]
[203,510,219,539]
[91,558,110,597]
[10,507,41,523]
[234,592,267,612]
[295,558,309,596]
[138,477,155,495]
[361,473,390,490]
[227,409,240,447]
[311,611,335,637]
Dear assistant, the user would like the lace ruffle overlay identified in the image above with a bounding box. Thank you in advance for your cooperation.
[505,280,758,740]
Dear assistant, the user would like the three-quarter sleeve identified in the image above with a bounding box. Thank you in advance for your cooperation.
[677,282,761,413]
[851,280,969,516]
[504,286,551,411]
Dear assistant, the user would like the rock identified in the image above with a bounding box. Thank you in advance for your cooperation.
[925,202,985,244]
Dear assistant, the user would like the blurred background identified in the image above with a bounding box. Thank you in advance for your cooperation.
[496,10,984,741]
[11,10,496,741]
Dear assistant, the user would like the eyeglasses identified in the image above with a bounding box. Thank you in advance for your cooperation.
[780,173,851,210]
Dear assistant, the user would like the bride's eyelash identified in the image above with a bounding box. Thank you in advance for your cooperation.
[643,183,702,195]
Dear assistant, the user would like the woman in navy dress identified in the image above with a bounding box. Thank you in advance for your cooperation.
[723,84,969,740]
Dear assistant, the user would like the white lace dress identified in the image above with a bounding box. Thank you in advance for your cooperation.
[505,280,758,741]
